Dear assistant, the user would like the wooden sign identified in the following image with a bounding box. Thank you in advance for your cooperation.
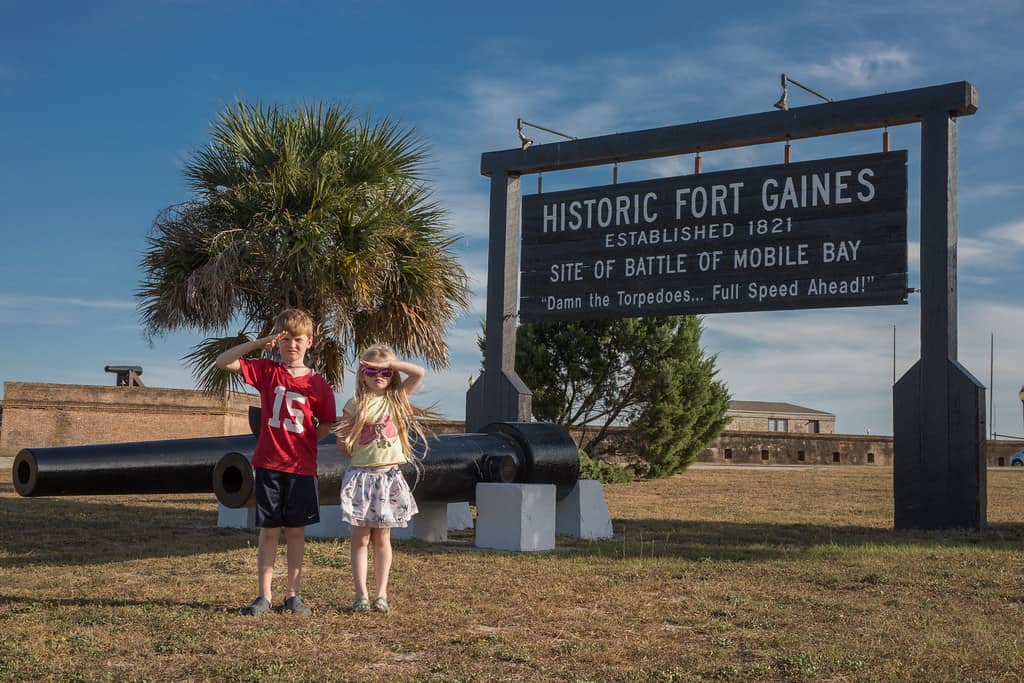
[520,151,908,321]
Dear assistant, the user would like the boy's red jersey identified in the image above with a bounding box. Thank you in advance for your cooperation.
[240,358,336,476]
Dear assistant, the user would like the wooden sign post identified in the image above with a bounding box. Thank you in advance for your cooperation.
[466,82,984,530]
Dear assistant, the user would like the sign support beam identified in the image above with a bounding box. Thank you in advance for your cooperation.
[481,82,976,176]
[893,112,986,530]
[465,172,532,431]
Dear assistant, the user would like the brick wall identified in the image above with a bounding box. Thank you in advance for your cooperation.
[544,423,882,464]
[0,382,260,449]
[509,422,1018,469]
[726,413,835,434]
[987,439,1024,467]
[703,431,892,465]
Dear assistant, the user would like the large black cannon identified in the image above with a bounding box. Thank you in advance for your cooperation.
[213,421,580,508]
[12,434,257,497]
[12,418,580,507]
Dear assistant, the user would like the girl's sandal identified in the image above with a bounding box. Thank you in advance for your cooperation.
[352,597,371,613]
[371,597,390,614]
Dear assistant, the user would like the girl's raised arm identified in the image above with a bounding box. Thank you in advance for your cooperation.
[391,360,425,396]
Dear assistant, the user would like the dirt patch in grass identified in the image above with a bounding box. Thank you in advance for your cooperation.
[1,465,1022,681]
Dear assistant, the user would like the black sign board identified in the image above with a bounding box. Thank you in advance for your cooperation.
[520,151,908,321]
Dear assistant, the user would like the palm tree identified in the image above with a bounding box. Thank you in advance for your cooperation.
[138,101,469,392]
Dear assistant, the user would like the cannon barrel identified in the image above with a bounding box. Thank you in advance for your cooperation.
[12,434,257,497]
[213,421,580,508]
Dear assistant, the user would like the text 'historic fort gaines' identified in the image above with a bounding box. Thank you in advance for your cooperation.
[520,151,908,321]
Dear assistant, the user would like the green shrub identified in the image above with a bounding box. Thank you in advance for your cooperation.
[578,450,634,483]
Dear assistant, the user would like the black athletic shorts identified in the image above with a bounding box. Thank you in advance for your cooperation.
[253,467,320,528]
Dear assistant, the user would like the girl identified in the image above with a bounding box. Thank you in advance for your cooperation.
[335,344,427,614]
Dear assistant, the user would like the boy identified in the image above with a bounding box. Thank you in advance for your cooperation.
[216,309,336,616]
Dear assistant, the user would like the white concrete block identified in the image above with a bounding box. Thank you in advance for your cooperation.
[304,505,351,539]
[447,502,473,530]
[392,502,448,542]
[475,483,555,551]
[555,480,613,539]
[217,501,473,541]
[217,503,354,538]
[217,503,256,529]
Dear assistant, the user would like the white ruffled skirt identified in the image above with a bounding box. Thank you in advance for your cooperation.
[339,466,418,528]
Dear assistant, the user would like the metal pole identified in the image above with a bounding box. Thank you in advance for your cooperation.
[893,325,896,386]
[989,333,994,440]
[1020,385,1024,430]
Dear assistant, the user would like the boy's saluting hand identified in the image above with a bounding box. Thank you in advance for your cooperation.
[255,330,288,349]
[216,331,290,373]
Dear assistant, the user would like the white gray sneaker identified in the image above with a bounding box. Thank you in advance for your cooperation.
[240,596,271,616]
[283,595,312,615]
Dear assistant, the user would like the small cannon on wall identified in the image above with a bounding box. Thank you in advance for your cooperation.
[212,419,580,508]
[12,435,257,497]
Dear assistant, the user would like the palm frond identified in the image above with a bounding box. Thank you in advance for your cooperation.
[183,333,255,394]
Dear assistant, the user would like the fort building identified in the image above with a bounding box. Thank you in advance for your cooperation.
[2,382,1019,467]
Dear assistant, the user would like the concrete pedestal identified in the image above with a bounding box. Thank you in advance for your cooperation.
[217,502,352,538]
[555,480,613,539]
[217,503,256,529]
[392,502,449,542]
[217,501,470,542]
[305,509,350,539]
[447,501,473,530]
[475,483,555,551]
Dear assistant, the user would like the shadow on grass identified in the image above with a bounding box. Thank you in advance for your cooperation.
[389,517,1024,565]
[0,486,256,567]
[560,517,1024,562]
[4,482,1023,567]
[0,593,225,613]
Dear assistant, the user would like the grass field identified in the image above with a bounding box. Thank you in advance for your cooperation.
[1,463,1022,682]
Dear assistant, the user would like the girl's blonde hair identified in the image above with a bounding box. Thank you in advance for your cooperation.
[342,344,428,461]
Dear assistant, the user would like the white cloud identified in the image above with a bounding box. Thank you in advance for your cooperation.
[466,78,561,139]
[961,300,1024,437]
[442,189,490,241]
[908,217,1024,283]
[0,294,137,325]
[958,235,1000,268]
[974,100,1024,150]
[984,219,1024,247]
[0,294,135,310]
[907,240,920,278]
[695,307,912,434]
[415,362,480,420]
[960,181,1024,203]
[803,46,919,91]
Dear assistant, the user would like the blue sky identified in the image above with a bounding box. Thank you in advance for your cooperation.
[2,1,1022,437]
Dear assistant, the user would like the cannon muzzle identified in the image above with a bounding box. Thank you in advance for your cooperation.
[13,434,257,497]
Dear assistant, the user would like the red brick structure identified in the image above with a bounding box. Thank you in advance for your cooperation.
[703,431,892,465]
[987,440,1024,467]
[725,401,835,434]
[0,382,259,449]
